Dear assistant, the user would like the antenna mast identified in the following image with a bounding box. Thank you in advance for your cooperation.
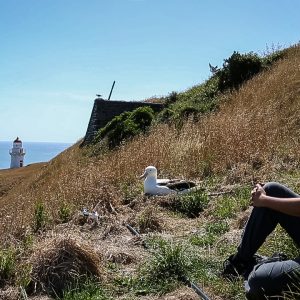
[107,81,115,100]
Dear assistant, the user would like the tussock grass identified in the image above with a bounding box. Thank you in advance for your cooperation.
[28,237,103,297]
[145,239,192,281]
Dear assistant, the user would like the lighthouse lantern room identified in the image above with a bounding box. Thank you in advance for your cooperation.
[9,137,26,168]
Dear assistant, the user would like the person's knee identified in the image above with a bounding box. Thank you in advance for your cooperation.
[263,182,284,196]
[263,182,299,198]
[245,271,266,299]
[246,261,299,299]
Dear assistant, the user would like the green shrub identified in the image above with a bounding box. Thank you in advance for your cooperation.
[156,48,285,125]
[176,105,200,120]
[190,232,217,247]
[130,106,154,130]
[165,91,178,106]
[120,182,143,205]
[98,112,131,140]
[33,201,48,232]
[95,107,154,148]
[0,247,16,286]
[262,48,287,67]
[156,108,175,123]
[217,51,263,91]
[59,202,72,223]
[159,77,219,124]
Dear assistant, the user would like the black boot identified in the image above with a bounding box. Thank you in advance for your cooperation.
[222,253,264,280]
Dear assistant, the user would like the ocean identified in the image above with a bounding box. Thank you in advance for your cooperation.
[0,141,72,169]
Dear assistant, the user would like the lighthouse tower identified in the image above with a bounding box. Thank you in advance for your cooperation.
[9,137,26,168]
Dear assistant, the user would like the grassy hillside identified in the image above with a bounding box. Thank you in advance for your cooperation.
[1,44,300,299]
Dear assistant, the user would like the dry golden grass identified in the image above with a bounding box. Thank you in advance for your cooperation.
[143,96,165,104]
[0,162,46,197]
[110,44,300,182]
[0,45,300,247]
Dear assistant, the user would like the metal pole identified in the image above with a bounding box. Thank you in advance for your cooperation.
[108,81,116,100]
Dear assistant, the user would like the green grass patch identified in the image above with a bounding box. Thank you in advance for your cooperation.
[61,279,111,300]
[116,239,195,295]
[120,182,143,205]
[114,273,179,296]
[189,253,246,299]
[170,190,209,218]
[0,247,16,287]
[211,187,250,219]
[190,220,229,247]
[16,263,32,289]
[33,201,49,232]
[58,201,72,223]
[259,226,300,258]
[146,239,193,280]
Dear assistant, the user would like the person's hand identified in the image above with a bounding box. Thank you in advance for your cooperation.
[251,184,266,206]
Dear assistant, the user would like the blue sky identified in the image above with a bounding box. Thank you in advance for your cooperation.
[1,0,299,143]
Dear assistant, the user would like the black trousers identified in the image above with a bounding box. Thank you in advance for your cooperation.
[236,182,300,299]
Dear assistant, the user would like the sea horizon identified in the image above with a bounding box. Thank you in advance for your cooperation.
[0,141,72,170]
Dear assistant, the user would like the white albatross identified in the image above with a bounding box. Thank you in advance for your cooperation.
[139,166,198,196]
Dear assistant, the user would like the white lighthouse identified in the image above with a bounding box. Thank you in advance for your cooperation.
[9,137,26,168]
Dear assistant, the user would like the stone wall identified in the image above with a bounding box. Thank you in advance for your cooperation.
[82,98,164,145]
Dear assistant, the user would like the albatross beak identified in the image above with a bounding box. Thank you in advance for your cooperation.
[139,171,147,179]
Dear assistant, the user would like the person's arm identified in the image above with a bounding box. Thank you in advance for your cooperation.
[251,184,300,217]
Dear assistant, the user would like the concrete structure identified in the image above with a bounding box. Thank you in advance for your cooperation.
[9,137,25,168]
[82,98,164,145]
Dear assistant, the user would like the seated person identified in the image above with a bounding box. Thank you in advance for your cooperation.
[222,182,300,299]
